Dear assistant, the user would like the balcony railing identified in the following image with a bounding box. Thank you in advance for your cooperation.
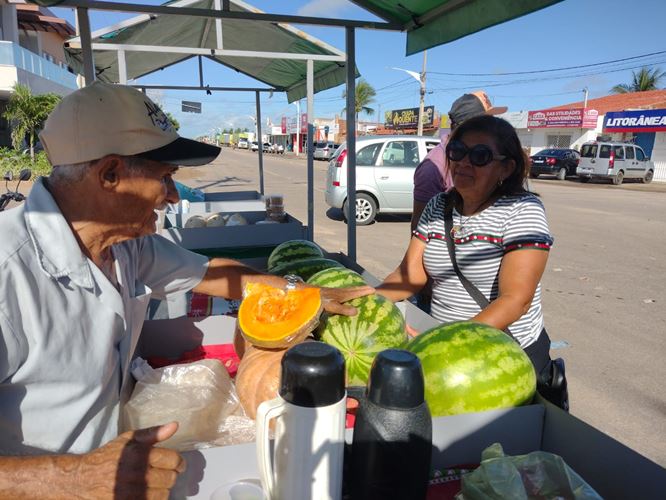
[0,41,77,89]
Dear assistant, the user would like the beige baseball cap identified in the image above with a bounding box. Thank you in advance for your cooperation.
[40,81,220,166]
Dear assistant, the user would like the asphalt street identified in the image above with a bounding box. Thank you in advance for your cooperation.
[176,148,666,466]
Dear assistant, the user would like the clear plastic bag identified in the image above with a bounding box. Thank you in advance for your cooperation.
[124,358,255,451]
[456,443,602,500]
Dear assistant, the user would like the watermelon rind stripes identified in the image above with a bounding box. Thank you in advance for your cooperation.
[408,321,536,417]
[269,258,344,281]
[317,294,407,385]
[267,240,324,270]
[307,267,367,288]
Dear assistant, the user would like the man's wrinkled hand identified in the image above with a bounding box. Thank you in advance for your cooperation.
[319,285,374,315]
[76,422,185,500]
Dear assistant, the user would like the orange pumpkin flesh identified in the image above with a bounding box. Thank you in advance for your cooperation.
[238,283,322,348]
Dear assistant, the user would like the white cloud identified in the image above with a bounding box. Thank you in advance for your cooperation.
[297,0,351,17]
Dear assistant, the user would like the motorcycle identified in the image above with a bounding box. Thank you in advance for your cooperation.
[0,169,31,211]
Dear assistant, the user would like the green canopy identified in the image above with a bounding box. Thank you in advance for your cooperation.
[64,0,357,103]
[348,0,563,55]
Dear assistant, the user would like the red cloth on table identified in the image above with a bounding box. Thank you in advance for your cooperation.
[147,344,241,377]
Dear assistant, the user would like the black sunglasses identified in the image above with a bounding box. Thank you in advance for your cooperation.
[446,140,506,167]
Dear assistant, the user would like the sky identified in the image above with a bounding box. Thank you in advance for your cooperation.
[53,0,666,138]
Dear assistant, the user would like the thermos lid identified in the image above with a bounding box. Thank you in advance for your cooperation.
[367,349,425,409]
[280,342,346,408]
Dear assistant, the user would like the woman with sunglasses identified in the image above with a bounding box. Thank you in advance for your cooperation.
[377,115,558,391]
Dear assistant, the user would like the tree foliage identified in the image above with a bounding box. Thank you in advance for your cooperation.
[3,84,61,161]
[165,111,180,131]
[342,79,377,121]
[611,66,665,94]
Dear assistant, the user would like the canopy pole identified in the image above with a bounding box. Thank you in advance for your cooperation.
[214,0,223,50]
[198,55,204,87]
[76,7,95,85]
[306,58,314,242]
[117,49,127,84]
[255,90,264,195]
[345,27,357,262]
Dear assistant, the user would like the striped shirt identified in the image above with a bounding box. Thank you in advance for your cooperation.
[414,192,553,348]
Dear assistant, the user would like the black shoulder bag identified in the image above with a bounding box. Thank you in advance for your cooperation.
[443,202,569,412]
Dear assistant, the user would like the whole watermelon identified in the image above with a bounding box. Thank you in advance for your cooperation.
[408,321,536,417]
[270,258,344,281]
[307,267,367,288]
[317,294,407,385]
[267,240,324,270]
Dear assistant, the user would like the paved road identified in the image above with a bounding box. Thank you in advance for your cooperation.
[177,148,666,466]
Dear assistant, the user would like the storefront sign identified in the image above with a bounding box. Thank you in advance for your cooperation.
[527,108,598,128]
[301,113,308,134]
[281,116,287,134]
[603,109,666,132]
[385,106,435,128]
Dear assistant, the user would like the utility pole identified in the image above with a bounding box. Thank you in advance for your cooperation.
[583,87,589,108]
[294,100,301,156]
[417,50,427,136]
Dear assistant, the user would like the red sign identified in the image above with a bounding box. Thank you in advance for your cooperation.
[301,113,308,134]
[281,116,287,134]
[527,108,598,129]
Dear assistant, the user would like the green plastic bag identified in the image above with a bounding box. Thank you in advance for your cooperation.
[456,443,602,500]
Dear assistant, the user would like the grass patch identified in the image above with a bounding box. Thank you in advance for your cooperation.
[0,147,52,178]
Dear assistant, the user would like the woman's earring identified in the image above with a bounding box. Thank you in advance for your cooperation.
[497,177,504,187]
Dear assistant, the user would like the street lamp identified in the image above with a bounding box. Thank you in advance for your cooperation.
[390,50,428,135]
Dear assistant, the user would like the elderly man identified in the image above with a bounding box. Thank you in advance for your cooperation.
[0,82,371,498]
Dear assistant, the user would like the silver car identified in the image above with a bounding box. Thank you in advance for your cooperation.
[313,141,340,160]
[324,135,440,225]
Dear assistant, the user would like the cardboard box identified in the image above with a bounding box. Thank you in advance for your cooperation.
[166,191,266,214]
[160,211,306,250]
[139,315,666,499]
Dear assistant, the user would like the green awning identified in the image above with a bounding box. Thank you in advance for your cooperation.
[64,0,358,103]
[350,0,563,55]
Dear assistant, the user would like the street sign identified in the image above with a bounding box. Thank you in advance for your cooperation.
[182,100,202,114]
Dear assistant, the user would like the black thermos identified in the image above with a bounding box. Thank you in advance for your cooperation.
[349,349,432,500]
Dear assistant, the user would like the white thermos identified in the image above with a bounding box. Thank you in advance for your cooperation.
[256,342,346,500]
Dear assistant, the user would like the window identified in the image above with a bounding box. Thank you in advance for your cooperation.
[356,143,382,166]
[636,148,646,161]
[625,147,635,159]
[546,135,571,148]
[381,140,419,166]
[425,141,439,153]
[613,145,624,159]
[581,144,598,158]
[599,145,611,159]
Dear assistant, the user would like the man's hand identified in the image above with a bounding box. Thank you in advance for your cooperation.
[319,285,374,315]
[76,422,185,499]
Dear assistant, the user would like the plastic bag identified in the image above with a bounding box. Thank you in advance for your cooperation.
[456,443,602,500]
[124,358,255,451]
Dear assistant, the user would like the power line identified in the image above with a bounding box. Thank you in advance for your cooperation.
[428,49,666,76]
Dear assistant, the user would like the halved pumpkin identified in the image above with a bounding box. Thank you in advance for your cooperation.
[238,282,322,348]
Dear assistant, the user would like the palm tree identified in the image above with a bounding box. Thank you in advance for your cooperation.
[342,79,377,127]
[3,83,61,161]
[611,66,665,94]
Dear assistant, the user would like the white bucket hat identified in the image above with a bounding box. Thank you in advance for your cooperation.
[40,81,220,166]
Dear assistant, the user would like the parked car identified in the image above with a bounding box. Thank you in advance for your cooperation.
[529,148,580,180]
[270,143,285,154]
[577,141,654,185]
[250,141,259,152]
[237,138,249,149]
[325,135,440,225]
[314,141,341,161]
[261,142,272,152]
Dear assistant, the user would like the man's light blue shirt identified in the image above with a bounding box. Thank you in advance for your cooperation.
[0,178,209,454]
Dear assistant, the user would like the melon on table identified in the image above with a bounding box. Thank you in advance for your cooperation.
[316,293,408,385]
[269,258,344,282]
[408,321,537,417]
[267,240,324,271]
[307,267,367,288]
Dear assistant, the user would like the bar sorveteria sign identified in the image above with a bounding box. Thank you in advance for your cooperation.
[385,106,435,128]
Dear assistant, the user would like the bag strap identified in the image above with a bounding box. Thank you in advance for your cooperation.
[443,200,517,341]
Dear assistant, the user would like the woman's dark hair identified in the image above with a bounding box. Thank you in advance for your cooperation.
[448,114,531,197]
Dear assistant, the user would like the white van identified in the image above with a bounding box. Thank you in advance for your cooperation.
[324,135,440,225]
[577,141,654,185]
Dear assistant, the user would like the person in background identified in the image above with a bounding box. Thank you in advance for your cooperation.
[379,115,565,408]
[411,91,507,313]
[0,82,372,498]
[411,91,507,232]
